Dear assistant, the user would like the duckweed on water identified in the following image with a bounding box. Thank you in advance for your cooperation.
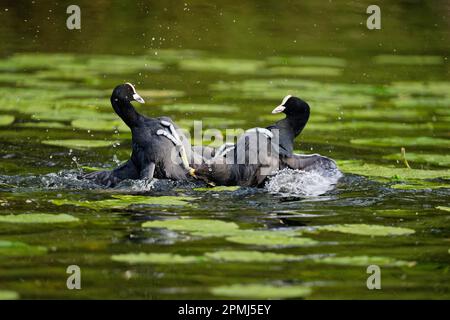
[210,284,312,299]
[0,213,79,224]
[0,240,47,257]
[52,195,195,210]
[313,224,415,236]
[42,139,119,150]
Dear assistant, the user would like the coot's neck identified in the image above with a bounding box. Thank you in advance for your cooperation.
[278,113,309,138]
[110,95,141,128]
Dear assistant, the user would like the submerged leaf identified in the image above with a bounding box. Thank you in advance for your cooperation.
[314,224,415,236]
[0,213,79,224]
[211,284,312,299]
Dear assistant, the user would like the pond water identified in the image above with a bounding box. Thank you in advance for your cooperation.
[0,1,449,299]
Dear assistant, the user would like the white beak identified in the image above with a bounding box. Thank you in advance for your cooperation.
[272,105,286,114]
[133,93,145,104]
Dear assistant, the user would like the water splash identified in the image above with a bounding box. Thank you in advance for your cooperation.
[265,168,343,197]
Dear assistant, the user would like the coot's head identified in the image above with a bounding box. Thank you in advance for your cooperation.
[272,95,309,118]
[112,83,145,104]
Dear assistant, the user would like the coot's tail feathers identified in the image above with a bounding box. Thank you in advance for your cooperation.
[83,160,140,187]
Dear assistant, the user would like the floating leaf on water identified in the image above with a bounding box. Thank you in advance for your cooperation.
[392,96,450,108]
[0,240,47,256]
[111,253,205,264]
[337,160,450,181]
[390,183,450,190]
[210,284,312,299]
[142,219,239,235]
[373,55,443,65]
[52,195,195,210]
[16,121,69,129]
[267,56,347,67]
[225,230,318,247]
[42,139,119,150]
[0,115,14,126]
[71,119,130,132]
[384,152,450,167]
[308,121,433,132]
[0,213,79,224]
[316,256,415,267]
[161,104,239,113]
[0,290,19,300]
[178,58,265,74]
[138,89,185,99]
[262,66,342,77]
[194,186,240,192]
[374,209,417,217]
[436,206,450,212]
[314,224,415,236]
[389,81,450,96]
[351,137,450,148]
[205,250,302,262]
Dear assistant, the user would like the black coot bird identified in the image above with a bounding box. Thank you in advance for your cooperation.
[85,83,198,187]
[192,95,337,187]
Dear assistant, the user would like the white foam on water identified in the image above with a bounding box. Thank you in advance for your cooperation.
[265,168,342,197]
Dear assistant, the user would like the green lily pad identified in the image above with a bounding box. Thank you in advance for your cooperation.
[0,290,19,300]
[142,218,239,235]
[314,224,415,236]
[52,195,195,210]
[161,104,239,113]
[0,115,14,126]
[111,253,205,264]
[0,240,47,256]
[436,206,450,212]
[225,230,318,247]
[351,137,450,148]
[316,256,415,267]
[194,186,240,192]
[42,139,119,150]
[210,284,312,299]
[0,213,79,224]
[205,250,302,262]
[384,152,450,167]
[71,119,130,132]
[338,160,450,181]
[374,209,417,217]
[374,55,443,65]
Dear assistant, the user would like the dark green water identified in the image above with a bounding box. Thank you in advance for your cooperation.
[0,1,449,299]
